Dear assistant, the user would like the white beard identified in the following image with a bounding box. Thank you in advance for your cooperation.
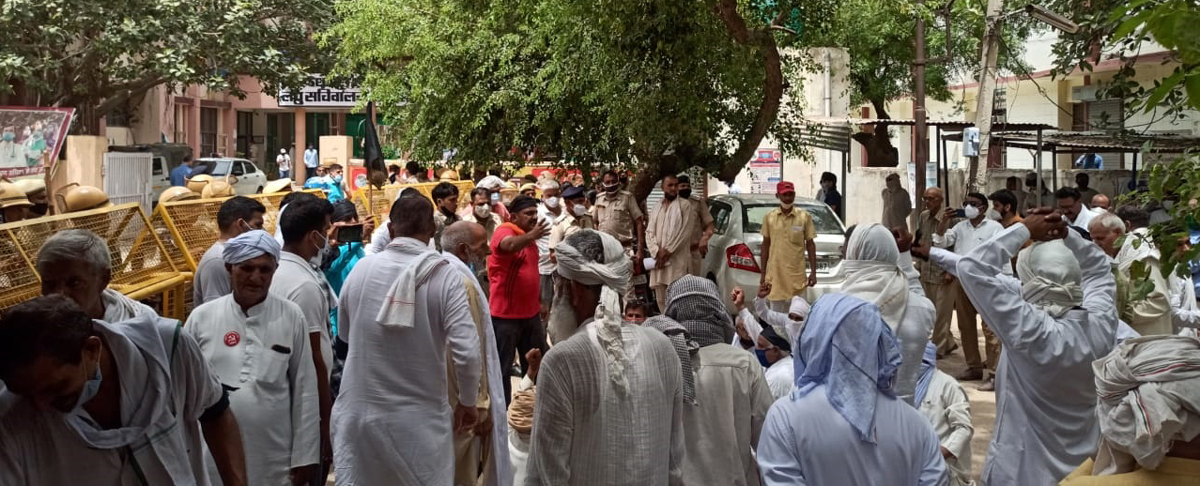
[547,278,580,344]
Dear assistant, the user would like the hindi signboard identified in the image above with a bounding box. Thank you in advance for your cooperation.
[749,148,782,194]
[0,106,74,179]
[278,76,362,107]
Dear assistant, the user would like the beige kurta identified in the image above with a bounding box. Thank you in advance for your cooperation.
[647,197,698,289]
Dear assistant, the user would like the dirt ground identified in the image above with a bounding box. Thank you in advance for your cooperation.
[937,315,998,482]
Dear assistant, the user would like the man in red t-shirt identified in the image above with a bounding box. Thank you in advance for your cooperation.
[488,195,550,404]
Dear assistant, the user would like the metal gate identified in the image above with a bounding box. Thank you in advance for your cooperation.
[103,152,153,210]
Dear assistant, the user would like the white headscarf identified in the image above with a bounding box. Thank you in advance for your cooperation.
[477,175,506,191]
[841,223,908,331]
[554,230,632,394]
[1092,335,1200,474]
[1016,239,1082,318]
[222,229,281,264]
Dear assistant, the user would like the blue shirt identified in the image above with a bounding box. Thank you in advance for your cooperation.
[324,242,364,337]
[169,164,192,187]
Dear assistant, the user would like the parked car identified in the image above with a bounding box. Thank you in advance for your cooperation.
[192,158,267,195]
[700,194,847,312]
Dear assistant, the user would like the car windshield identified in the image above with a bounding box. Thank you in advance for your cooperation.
[744,203,842,235]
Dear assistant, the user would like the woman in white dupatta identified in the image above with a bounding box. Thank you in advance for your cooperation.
[840,223,935,404]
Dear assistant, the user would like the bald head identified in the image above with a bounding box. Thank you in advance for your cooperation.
[1091,193,1110,211]
[922,187,944,212]
[442,221,489,264]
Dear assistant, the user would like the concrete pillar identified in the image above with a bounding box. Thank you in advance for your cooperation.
[189,100,201,158]
[294,108,307,181]
[223,107,237,157]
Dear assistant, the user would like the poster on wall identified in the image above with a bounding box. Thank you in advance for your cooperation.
[0,106,74,179]
[749,148,782,194]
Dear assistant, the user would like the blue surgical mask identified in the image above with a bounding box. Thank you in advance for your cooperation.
[1,132,13,142]
[74,361,102,411]
[490,192,500,204]
[754,348,771,368]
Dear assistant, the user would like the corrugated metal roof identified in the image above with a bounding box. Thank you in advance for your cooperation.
[989,131,1200,153]
[807,116,1056,131]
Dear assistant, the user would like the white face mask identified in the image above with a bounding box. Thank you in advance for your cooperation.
[310,230,331,267]
[544,196,560,208]
[963,204,980,220]
[572,204,588,217]
[474,204,491,218]
[780,202,793,210]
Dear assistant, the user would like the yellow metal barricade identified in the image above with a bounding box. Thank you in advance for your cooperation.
[0,203,188,320]
[353,181,475,225]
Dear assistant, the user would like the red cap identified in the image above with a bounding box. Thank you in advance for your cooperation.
[776,181,795,194]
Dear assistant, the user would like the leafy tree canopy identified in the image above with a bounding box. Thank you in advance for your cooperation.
[0,0,335,133]
[324,0,838,191]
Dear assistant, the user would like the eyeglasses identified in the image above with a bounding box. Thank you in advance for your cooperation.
[963,201,983,207]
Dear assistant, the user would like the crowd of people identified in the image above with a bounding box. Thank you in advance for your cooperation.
[1,165,1200,486]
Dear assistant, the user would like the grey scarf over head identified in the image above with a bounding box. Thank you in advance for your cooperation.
[644,315,699,403]
[665,275,735,348]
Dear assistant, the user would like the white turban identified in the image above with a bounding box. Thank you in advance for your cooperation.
[1092,335,1200,474]
[1016,239,1082,318]
[222,230,281,264]
[477,175,506,191]
[789,297,810,320]
[554,230,632,394]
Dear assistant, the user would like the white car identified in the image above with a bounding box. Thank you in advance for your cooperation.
[192,158,268,195]
[701,194,847,312]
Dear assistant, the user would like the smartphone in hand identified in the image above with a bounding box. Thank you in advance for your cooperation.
[336,223,365,243]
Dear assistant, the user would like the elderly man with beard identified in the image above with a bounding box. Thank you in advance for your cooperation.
[528,229,685,485]
[919,209,1118,485]
[648,275,774,486]
[840,223,934,405]
[756,294,947,486]
[441,221,512,486]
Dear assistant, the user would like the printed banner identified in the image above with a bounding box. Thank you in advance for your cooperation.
[750,148,782,194]
[0,106,74,178]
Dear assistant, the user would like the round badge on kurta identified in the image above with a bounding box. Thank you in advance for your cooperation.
[224,331,241,347]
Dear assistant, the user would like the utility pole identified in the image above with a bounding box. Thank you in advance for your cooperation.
[913,0,929,202]
[968,0,1005,193]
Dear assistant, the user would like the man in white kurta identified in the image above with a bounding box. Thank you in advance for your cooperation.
[954,212,1117,485]
[442,221,513,486]
[757,328,795,400]
[185,230,320,485]
[756,294,947,486]
[914,344,974,486]
[332,195,481,486]
[529,229,684,485]
[0,297,247,486]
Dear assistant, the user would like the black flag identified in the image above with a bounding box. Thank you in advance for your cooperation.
[363,101,388,188]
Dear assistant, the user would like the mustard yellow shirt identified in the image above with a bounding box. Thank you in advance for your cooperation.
[1060,457,1200,485]
[762,207,816,300]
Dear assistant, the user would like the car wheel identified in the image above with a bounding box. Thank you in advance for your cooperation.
[707,273,718,284]
[256,186,263,194]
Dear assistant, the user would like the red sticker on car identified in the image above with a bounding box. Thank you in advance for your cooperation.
[224,331,240,347]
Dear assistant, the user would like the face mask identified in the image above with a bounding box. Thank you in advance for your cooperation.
[603,183,619,193]
[780,201,793,210]
[74,360,102,411]
[988,208,1002,221]
[544,196,560,208]
[572,204,587,217]
[489,192,500,204]
[1,133,13,142]
[310,230,331,267]
[332,175,343,183]
[475,204,491,218]
[754,349,771,368]
[679,189,692,199]
[963,204,980,219]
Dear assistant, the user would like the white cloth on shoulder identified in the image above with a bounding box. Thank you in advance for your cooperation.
[375,237,448,328]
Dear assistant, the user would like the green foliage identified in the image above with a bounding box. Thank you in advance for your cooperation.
[1048,0,1200,116]
[323,0,837,183]
[0,0,335,131]
[1121,149,1200,287]
[809,0,1030,117]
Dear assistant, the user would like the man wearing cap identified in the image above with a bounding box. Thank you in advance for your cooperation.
[592,170,646,263]
[488,195,550,404]
[548,184,594,259]
[0,180,32,223]
[476,175,511,222]
[759,181,818,309]
[185,230,321,485]
[881,173,913,231]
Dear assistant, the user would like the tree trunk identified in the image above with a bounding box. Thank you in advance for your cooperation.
[629,155,675,202]
[851,98,898,167]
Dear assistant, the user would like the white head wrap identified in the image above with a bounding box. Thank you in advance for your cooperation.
[554,230,632,394]
[840,223,908,331]
[1092,335,1200,474]
[789,296,811,320]
[477,175,506,191]
[222,230,281,264]
[1016,239,1082,318]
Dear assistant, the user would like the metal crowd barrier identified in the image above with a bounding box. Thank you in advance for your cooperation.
[352,181,476,225]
